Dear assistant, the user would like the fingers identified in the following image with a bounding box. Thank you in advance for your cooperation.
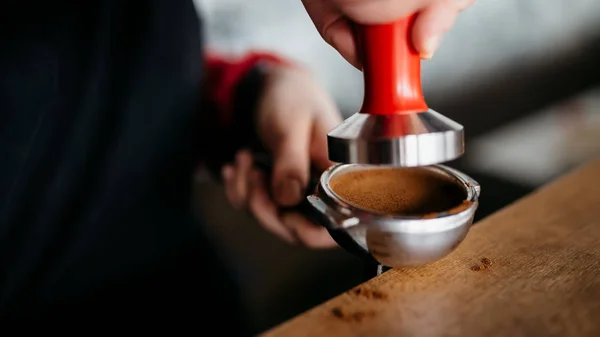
[233,151,253,207]
[247,170,336,248]
[309,118,338,173]
[302,0,361,68]
[412,0,474,59]
[332,0,434,24]
[270,107,340,205]
[271,119,312,207]
[322,18,361,69]
[281,212,338,249]
[303,0,474,66]
[247,170,298,244]
[307,105,341,174]
[222,157,337,249]
[222,165,237,206]
[221,150,253,210]
[311,146,335,174]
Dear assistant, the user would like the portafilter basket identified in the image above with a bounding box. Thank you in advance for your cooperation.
[254,158,480,270]
[306,164,480,269]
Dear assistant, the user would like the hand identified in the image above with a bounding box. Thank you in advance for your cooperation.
[221,64,342,248]
[301,0,475,68]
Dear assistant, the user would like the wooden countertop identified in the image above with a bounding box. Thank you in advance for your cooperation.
[261,158,600,337]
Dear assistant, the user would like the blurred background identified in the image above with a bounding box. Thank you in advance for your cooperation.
[191,0,600,333]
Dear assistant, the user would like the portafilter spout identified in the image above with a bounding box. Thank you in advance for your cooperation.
[328,15,464,166]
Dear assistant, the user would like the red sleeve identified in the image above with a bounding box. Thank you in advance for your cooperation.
[198,51,293,174]
[203,51,291,129]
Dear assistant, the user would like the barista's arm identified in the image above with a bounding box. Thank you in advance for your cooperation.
[198,51,291,177]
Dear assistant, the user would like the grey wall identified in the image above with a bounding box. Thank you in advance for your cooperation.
[194,0,600,116]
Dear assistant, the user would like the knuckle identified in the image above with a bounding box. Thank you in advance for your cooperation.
[248,195,259,214]
[316,15,341,46]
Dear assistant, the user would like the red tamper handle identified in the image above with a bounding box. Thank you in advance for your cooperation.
[357,14,428,116]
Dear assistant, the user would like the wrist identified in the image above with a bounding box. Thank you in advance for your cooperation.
[201,51,295,173]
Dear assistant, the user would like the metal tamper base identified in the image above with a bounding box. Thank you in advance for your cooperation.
[327,109,464,167]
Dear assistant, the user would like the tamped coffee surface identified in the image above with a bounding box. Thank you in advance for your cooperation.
[329,168,466,215]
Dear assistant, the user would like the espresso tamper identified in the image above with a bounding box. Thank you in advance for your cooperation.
[299,15,480,277]
[327,15,464,166]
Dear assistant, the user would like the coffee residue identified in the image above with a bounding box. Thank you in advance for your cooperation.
[330,168,467,216]
[470,257,493,272]
[331,307,344,318]
[330,307,376,322]
[351,287,388,300]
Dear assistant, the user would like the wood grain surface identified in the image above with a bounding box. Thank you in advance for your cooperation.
[261,158,600,337]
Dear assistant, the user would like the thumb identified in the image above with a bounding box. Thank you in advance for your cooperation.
[271,118,312,207]
[309,99,343,172]
[309,121,336,173]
